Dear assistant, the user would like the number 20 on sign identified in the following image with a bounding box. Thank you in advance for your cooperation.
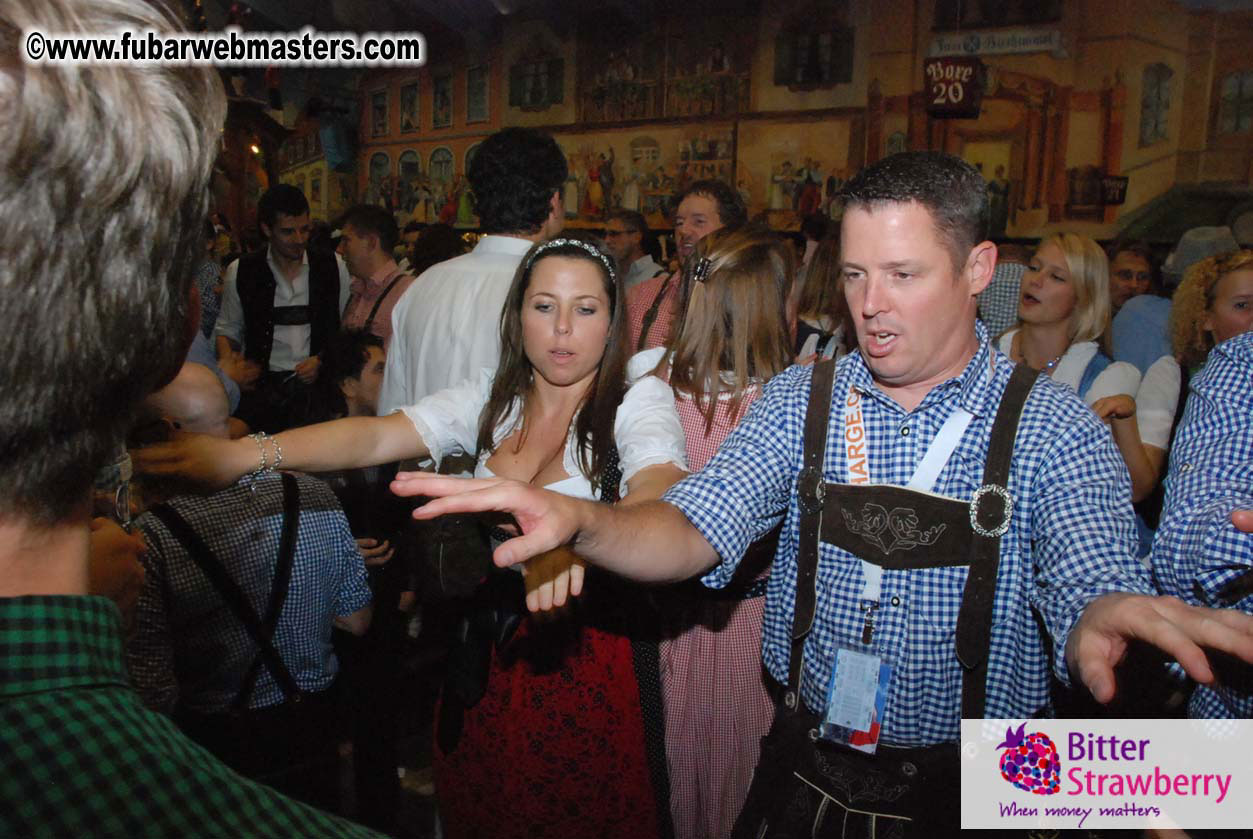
[923,57,985,119]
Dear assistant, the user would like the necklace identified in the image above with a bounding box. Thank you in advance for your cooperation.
[1041,354,1063,373]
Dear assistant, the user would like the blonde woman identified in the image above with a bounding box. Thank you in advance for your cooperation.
[997,234,1164,502]
[1172,249,1253,372]
[647,227,796,839]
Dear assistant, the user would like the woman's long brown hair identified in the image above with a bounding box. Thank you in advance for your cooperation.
[476,239,629,492]
[663,227,795,433]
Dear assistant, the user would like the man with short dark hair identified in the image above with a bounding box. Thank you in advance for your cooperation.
[338,204,415,351]
[1108,240,1158,313]
[396,151,1253,834]
[626,179,746,350]
[605,209,663,292]
[379,127,567,414]
[0,1,382,835]
[215,184,352,432]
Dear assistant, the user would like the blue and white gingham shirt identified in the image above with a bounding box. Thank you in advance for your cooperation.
[1151,331,1253,719]
[129,471,373,714]
[664,322,1153,746]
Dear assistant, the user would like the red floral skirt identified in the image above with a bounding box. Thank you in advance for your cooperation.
[434,615,662,839]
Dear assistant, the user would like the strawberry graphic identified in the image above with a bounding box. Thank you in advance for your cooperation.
[996,722,1061,795]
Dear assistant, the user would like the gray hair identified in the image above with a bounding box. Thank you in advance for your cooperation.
[0,0,226,524]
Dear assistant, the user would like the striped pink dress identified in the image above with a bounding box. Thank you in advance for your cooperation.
[660,372,777,839]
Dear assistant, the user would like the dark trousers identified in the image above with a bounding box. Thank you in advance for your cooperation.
[176,685,340,813]
[334,573,409,832]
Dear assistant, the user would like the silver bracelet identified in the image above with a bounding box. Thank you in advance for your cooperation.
[269,434,284,472]
[247,432,270,478]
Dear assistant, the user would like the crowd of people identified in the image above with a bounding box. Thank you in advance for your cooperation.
[3,1,1253,838]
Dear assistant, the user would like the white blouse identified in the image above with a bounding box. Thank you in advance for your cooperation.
[399,350,688,499]
[997,330,1141,406]
[1135,355,1182,451]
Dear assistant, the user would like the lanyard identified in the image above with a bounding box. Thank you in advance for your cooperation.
[842,385,973,618]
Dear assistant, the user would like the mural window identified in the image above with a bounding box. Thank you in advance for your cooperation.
[510,57,564,109]
[933,0,1061,29]
[773,27,854,88]
[465,143,482,173]
[429,147,454,186]
[1219,70,1253,134]
[398,151,421,215]
[370,90,388,137]
[367,152,391,209]
[433,74,453,128]
[400,83,419,133]
[466,66,489,123]
[1139,63,1172,147]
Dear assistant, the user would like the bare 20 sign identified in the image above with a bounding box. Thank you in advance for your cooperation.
[924,57,985,118]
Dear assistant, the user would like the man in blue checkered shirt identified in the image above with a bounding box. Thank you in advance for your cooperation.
[1152,331,1253,718]
[396,153,1253,788]
[128,361,373,809]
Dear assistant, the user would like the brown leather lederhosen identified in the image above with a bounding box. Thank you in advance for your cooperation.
[733,357,1040,838]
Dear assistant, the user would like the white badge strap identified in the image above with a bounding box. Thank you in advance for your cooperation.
[907,407,974,493]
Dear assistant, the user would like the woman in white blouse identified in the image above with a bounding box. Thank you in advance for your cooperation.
[136,238,688,838]
[997,233,1163,502]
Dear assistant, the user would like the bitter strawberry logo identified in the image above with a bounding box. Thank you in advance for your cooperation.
[997,722,1061,795]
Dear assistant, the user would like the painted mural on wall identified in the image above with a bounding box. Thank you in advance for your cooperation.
[663,22,752,118]
[737,119,852,230]
[554,124,734,227]
[578,35,662,123]
[962,141,1015,238]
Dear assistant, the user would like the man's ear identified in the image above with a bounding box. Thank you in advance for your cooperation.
[260,222,272,241]
[966,240,998,296]
[339,375,359,404]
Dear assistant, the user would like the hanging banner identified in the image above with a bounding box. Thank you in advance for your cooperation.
[930,29,1063,58]
[924,57,986,119]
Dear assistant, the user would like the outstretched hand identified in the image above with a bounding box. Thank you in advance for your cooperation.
[391,472,583,570]
[1066,592,1253,703]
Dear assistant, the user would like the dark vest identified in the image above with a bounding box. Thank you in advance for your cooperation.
[236,249,341,368]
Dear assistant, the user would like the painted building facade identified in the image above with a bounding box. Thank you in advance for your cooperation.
[336,0,1253,240]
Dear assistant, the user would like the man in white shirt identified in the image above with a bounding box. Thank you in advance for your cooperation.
[215,185,351,432]
[604,209,663,293]
[378,128,568,416]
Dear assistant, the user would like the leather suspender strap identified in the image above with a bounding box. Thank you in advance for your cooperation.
[363,270,409,332]
[149,473,303,710]
[234,472,302,710]
[636,273,674,352]
[955,362,1039,719]
[787,357,837,708]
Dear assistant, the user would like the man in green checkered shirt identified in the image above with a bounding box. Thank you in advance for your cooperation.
[0,1,382,836]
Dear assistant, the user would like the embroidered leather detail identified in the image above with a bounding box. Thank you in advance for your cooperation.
[841,503,947,555]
